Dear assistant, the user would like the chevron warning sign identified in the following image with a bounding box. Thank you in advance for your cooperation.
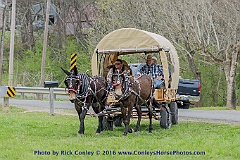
[70,53,77,71]
[6,87,16,98]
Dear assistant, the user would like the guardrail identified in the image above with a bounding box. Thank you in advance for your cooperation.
[15,87,69,115]
[1,86,69,115]
[15,87,68,99]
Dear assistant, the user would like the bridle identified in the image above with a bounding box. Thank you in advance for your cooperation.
[65,73,107,109]
[112,70,123,88]
[112,70,131,99]
[64,74,81,94]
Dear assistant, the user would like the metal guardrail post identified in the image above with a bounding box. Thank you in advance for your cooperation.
[49,88,54,116]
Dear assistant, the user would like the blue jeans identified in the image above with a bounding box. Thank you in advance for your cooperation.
[107,82,113,91]
[154,79,164,88]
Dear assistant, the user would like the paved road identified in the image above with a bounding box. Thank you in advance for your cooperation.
[9,99,74,109]
[179,109,240,124]
[7,99,240,124]
[8,99,76,115]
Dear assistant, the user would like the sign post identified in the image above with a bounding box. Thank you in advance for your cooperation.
[0,86,16,110]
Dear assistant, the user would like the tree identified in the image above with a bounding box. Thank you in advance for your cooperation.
[159,0,239,109]
[16,0,35,51]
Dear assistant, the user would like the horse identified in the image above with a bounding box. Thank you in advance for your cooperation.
[111,70,159,136]
[61,67,107,135]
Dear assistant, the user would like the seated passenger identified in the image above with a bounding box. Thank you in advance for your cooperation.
[107,59,131,91]
[140,55,164,89]
[121,60,132,75]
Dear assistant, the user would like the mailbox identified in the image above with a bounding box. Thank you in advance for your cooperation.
[44,81,58,88]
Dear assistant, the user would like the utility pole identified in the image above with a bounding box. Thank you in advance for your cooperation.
[9,0,16,86]
[3,0,15,111]
[0,0,7,85]
[39,0,50,87]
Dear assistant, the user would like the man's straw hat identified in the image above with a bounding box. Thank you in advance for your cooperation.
[152,56,157,61]
[146,55,152,60]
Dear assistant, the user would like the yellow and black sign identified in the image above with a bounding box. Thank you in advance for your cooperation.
[6,87,16,98]
[70,53,77,71]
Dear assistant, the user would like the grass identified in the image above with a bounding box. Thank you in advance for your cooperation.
[0,106,240,160]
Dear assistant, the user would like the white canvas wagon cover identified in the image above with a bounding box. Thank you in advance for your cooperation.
[92,28,179,89]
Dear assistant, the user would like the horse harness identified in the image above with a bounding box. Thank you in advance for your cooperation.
[65,73,107,110]
[113,72,153,107]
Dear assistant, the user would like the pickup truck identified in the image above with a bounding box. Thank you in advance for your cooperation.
[176,77,200,109]
[129,63,201,109]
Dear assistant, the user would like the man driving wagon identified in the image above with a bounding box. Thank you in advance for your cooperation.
[140,55,165,89]
[106,59,132,91]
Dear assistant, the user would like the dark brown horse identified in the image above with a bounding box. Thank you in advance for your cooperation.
[61,67,107,135]
[111,71,158,136]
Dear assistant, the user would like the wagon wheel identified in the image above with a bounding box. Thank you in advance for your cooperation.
[183,103,190,109]
[160,106,172,129]
[102,116,113,131]
[114,115,123,127]
[169,102,178,125]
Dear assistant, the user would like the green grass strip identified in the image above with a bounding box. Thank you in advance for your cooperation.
[0,107,239,160]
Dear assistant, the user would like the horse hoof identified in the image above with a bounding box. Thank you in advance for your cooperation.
[149,129,153,133]
[128,128,133,133]
[135,131,140,136]
[96,133,100,135]
[77,133,84,137]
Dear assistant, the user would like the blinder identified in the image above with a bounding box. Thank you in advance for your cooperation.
[112,71,130,95]
[64,75,81,94]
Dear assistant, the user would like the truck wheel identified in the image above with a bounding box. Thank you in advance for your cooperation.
[169,102,178,125]
[183,103,190,109]
[160,107,172,129]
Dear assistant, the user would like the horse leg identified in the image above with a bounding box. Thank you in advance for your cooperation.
[121,107,129,136]
[78,107,87,135]
[96,116,104,134]
[134,105,142,135]
[92,103,104,134]
[148,105,153,133]
[127,105,134,134]
[122,104,134,136]
[149,98,160,133]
